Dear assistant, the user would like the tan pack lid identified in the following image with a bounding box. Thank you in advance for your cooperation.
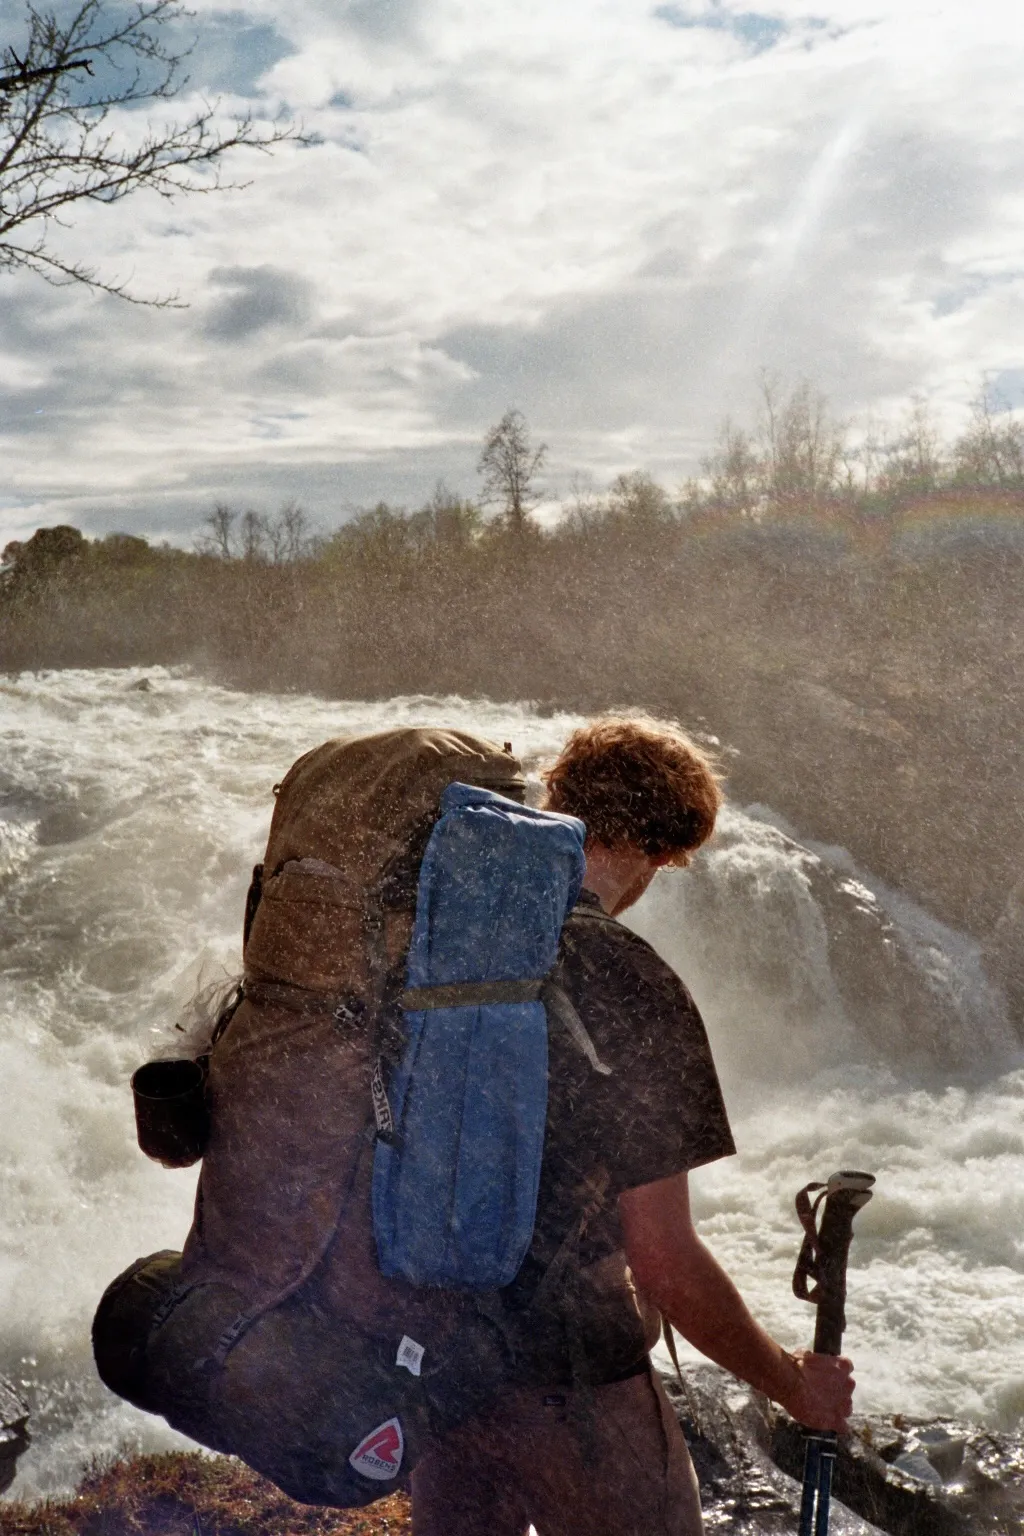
[244,727,524,994]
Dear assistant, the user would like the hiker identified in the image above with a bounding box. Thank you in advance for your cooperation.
[94,721,852,1536]
[410,715,854,1536]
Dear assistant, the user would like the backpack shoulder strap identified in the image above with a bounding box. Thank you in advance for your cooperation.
[527,1169,611,1313]
[545,900,617,1075]
[541,978,612,1077]
[523,1169,612,1467]
[564,900,621,929]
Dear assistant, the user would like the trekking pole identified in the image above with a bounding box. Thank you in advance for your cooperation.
[792,1170,875,1536]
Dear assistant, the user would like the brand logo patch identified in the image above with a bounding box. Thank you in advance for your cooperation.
[371,1057,394,1139]
[349,1417,404,1481]
[396,1335,425,1376]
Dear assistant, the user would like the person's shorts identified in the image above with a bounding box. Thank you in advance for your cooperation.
[411,1362,702,1536]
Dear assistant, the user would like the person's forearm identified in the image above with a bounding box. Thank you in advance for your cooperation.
[620,1170,853,1431]
[643,1231,802,1406]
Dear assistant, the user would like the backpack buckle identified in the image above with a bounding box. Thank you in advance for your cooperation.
[332,996,367,1030]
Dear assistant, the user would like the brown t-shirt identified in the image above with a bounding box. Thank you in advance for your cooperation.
[504,889,736,1382]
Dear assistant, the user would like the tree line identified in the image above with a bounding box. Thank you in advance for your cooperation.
[693,375,1024,516]
[175,379,1024,584]
[1,391,1021,704]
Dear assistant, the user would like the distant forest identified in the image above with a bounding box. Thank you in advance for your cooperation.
[3,384,1024,970]
[2,382,1023,699]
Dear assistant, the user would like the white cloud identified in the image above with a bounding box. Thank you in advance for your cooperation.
[1,0,1023,542]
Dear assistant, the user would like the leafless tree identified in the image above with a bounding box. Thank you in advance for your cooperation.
[701,418,764,515]
[195,501,236,557]
[477,408,547,539]
[700,378,844,515]
[276,501,313,562]
[262,512,289,564]
[239,509,267,562]
[758,374,844,508]
[196,501,315,562]
[0,0,299,302]
[876,396,944,496]
[560,472,605,536]
[408,481,481,552]
[838,416,885,500]
[606,470,675,524]
[952,387,1024,489]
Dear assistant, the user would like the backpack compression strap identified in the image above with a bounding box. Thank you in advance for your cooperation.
[400,980,544,1008]
[400,977,612,1077]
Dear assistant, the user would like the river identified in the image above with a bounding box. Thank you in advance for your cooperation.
[1,667,1022,1498]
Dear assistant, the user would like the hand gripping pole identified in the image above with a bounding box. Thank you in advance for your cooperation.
[792,1170,875,1536]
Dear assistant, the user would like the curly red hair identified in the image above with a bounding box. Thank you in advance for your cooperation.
[542,714,723,863]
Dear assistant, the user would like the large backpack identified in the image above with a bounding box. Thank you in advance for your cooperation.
[94,727,605,1508]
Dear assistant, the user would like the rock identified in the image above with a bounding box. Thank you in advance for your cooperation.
[34,804,94,844]
[663,1365,1024,1536]
[0,1378,30,1495]
[771,1403,1024,1535]
[651,811,1013,1072]
[129,676,152,691]
[892,1451,946,1487]
[662,1364,885,1536]
[913,1429,966,1483]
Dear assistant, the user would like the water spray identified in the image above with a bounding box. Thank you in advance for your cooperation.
[792,1169,876,1536]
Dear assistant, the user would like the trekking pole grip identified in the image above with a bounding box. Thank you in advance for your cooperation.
[793,1170,875,1356]
[792,1171,873,1536]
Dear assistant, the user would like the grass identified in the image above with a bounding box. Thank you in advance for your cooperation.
[0,1453,411,1536]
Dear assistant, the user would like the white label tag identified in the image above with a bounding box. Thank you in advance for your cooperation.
[396,1334,425,1377]
[348,1416,404,1480]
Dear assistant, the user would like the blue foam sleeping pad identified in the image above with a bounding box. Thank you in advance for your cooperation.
[372,782,586,1288]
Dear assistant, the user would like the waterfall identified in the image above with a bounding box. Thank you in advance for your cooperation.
[1,667,1021,1497]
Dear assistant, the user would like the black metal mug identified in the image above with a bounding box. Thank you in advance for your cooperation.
[131,1058,209,1168]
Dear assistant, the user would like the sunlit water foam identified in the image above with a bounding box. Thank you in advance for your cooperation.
[0,667,1021,1498]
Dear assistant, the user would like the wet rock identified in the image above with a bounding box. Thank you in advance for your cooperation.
[673,814,1012,1072]
[663,1365,1024,1536]
[0,1378,30,1495]
[771,1404,1024,1535]
[34,804,94,844]
[662,1365,884,1536]
[129,677,153,692]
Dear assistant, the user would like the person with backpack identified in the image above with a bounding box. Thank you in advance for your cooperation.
[94,718,852,1536]
[409,715,854,1536]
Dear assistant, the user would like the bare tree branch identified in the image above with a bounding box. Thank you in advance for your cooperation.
[0,56,93,90]
[0,0,303,304]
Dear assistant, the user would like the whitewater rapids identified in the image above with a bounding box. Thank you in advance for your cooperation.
[1,667,1022,1498]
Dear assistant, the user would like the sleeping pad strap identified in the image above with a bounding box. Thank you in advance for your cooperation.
[400,975,612,1078]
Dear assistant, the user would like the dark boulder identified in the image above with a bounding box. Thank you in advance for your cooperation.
[772,1406,1024,1536]
[663,1365,1024,1536]
[0,1379,30,1495]
[663,1364,884,1536]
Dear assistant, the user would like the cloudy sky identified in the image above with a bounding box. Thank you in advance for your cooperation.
[1,0,1023,545]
